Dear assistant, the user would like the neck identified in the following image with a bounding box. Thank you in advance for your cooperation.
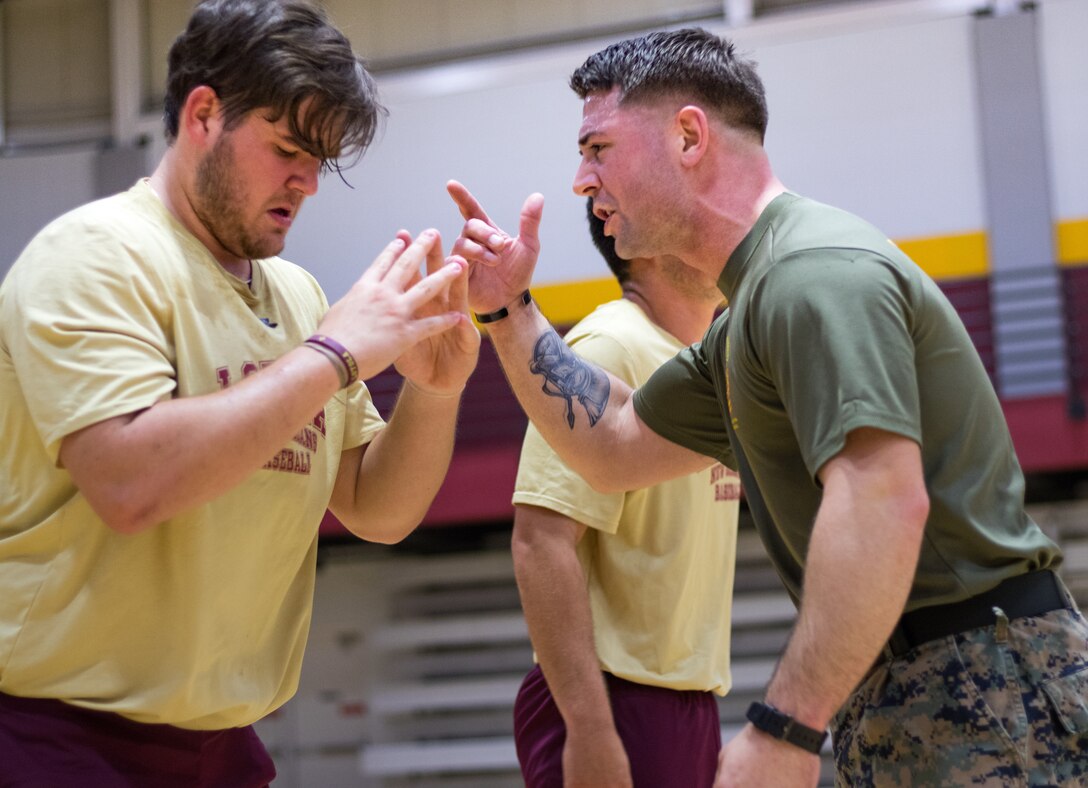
[685,142,786,280]
[622,274,721,346]
[148,151,250,279]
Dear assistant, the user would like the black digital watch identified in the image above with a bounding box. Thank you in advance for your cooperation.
[745,701,828,754]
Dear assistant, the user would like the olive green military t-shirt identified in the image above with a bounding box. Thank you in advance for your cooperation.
[634,192,1060,609]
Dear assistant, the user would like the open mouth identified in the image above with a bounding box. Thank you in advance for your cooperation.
[601,211,617,235]
[268,207,294,228]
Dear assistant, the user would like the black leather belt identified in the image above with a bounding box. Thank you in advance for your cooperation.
[884,570,1068,659]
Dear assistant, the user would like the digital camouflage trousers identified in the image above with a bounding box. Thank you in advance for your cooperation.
[833,604,1088,786]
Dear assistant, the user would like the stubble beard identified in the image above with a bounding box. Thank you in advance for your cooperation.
[660,257,722,303]
[613,206,672,262]
[194,132,283,262]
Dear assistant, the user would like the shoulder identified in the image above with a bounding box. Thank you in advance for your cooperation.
[10,187,171,289]
[754,197,923,311]
[769,195,900,259]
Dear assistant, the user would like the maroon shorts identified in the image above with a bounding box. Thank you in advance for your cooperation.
[0,691,276,788]
[513,664,721,788]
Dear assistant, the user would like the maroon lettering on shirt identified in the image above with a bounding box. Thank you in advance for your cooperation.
[311,409,327,437]
[710,464,741,502]
[262,447,312,475]
[292,427,319,453]
[214,362,328,476]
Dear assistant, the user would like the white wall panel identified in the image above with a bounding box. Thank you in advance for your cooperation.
[287,1,992,298]
[0,148,100,272]
[738,14,986,240]
[3,0,1078,291]
[1039,0,1088,221]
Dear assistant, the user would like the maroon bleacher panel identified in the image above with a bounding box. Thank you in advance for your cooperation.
[937,277,996,380]
[1062,265,1088,403]
[1001,263,1088,472]
[320,331,565,537]
[319,269,1088,535]
[364,334,531,447]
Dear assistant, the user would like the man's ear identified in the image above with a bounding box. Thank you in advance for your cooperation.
[676,105,709,167]
[179,85,222,148]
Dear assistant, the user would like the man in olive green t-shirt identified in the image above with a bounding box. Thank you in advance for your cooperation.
[447,27,1088,788]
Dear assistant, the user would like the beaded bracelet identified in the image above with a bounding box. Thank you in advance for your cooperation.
[473,290,532,324]
[303,334,359,389]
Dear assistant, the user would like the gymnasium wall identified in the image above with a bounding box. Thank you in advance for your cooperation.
[1,0,1085,310]
[279,0,1088,315]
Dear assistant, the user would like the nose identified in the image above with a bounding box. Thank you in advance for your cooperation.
[291,156,321,197]
[572,159,599,198]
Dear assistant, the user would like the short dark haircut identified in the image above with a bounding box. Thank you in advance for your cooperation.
[570,27,768,142]
[163,0,384,171]
[586,199,631,284]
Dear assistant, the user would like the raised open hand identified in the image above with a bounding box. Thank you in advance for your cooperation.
[446,180,544,316]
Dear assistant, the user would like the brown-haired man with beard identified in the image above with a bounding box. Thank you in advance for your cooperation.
[0,2,478,783]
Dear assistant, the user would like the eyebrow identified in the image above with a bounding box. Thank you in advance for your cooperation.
[578,130,601,148]
[277,130,304,146]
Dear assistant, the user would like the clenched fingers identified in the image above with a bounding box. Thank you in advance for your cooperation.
[406,257,467,312]
[363,229,441,289]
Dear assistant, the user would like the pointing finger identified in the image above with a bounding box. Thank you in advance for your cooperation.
[447,180,494,225]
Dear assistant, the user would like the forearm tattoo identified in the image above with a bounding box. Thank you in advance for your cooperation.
[529,332,610,429]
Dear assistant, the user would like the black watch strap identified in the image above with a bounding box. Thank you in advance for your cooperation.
[745,701,828,754]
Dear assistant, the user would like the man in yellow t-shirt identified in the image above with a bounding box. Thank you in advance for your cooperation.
[511,201,739,787]
[0,2,478,784]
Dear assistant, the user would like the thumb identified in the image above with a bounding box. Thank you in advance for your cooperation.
[519,193,545,251]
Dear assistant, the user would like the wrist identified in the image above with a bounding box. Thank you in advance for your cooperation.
[473,289,531,324]
[302,334,358,389]
[745,701,828,754]
[403,378,464,400]
[563,708,619,736]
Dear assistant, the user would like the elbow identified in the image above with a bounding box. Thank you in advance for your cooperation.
[894,481,930,545]
[907,484,930,533]
[85,491,162,536]
[364,530,414,546]
[578,466,627,495]
[510,521,536,568]
[341,513,419,545]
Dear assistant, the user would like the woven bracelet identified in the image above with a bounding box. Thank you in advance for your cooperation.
[473,290,532,324]
[304,334,359,388]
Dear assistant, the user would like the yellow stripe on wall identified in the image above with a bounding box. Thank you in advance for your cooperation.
[1057,218,1088,266]
[519,277,622,326]
[893,231,990,280]
[480,220,1087,328]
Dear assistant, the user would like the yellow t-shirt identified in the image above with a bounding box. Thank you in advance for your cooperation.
[0,180,384,729]
[513,298,740,695]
